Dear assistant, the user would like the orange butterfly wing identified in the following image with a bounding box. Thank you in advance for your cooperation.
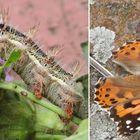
[112,40,140,74]
[110,97,140,136]
[94,75,140,110]
[94,75,140,136]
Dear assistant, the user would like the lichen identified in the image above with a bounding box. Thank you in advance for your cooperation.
[90,0,95,5]
[90,26,115,63]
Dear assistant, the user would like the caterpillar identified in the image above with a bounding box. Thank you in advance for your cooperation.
[0,10,87,119]
[0,21,73,82]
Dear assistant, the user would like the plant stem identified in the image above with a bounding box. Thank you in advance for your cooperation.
[0,80,81,124]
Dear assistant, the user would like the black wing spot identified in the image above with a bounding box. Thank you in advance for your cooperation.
[95,91,99,95]
[131,47,135,51]
[105,94,110,97]
[106,88,111,92]
[125,52,130,55]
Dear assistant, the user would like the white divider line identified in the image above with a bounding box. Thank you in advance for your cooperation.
[90,56,114,77]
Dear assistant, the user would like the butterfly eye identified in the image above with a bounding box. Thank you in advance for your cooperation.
[1,31,4,35]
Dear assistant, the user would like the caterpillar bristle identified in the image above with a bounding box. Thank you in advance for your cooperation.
[0,15,3,24]
[0,8,9,26]
[70,61,81,78]
[26,24,40,39]
[49,45,63,57]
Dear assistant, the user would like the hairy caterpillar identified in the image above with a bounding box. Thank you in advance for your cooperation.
[0,10,87,118]
[0,22,74,82]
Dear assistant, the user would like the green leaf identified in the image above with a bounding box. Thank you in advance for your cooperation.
[35,104,65,131]
[75,119,88,134]
[4,48,21,68]
[0,48,21,77]
[65,119,88,140]
[81,42,88,62]
[76,74,88,99]
[0,90,35,140]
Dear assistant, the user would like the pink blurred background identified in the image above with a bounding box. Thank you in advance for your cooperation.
[0,0,88,76]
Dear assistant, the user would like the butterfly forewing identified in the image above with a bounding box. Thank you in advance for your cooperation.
[113,41,140,74]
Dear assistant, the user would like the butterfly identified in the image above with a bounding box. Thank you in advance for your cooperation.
[94,40,140,137]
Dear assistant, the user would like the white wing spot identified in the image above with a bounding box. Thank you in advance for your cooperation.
[136,126,140,131]
[130,128,134,131]
[137,117,140,121]
[126,125,130,128]
[126,120,131,125]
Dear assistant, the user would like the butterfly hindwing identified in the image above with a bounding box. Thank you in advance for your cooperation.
[94,75,140,110]
[94,75,140,136]
[110,97,140,136]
